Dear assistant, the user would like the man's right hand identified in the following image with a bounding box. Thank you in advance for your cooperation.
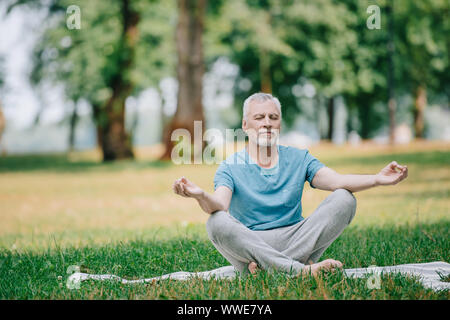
[173,178,232,214]
[173,177,204,199]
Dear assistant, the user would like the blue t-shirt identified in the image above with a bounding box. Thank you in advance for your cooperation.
[214,144,326,231]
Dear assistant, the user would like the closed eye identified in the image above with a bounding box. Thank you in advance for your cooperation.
[254,114,279,120]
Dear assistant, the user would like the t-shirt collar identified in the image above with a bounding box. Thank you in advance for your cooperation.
[241,144,281,167]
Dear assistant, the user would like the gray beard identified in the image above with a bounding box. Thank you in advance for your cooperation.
[248,133,279,147]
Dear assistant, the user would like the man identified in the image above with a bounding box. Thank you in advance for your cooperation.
[173,92,408,276]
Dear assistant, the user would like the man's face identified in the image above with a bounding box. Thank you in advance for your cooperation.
[242,100,281,147]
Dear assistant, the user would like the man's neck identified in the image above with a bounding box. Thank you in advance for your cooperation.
[246,143,278,169]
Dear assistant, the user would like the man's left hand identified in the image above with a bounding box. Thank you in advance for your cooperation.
[375,161,408,186]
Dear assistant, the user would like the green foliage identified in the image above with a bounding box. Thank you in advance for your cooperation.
[206,0,448,136]
[205,0,298,127]
[205,0,388,131]
[28,0,175,110]
[7,0,449,138]
[394,0,449,97]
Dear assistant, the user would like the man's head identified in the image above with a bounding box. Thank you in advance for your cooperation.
[242,93,282,147]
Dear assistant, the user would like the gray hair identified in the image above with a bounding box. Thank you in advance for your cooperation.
[243,92,282,120]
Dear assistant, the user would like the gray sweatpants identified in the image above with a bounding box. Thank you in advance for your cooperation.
[206,188,357,275]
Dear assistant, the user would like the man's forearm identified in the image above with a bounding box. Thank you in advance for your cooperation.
[337,174,378,193]
[194,191,226,214]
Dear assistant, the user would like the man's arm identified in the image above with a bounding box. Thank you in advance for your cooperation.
[173,177,232,214]
[311,161,408,193]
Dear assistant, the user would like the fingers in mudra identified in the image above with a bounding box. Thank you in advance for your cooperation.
[180,177,192,196]
[173,177,196,197]
[173,178,187,197]
[390,161,408,173]
[379,161,408,185]
[391,162,408,184]
[179,183,188,197]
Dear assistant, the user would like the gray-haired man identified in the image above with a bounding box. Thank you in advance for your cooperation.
[173,92,408,276]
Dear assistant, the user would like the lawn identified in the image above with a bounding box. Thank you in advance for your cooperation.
[0,140,449,299]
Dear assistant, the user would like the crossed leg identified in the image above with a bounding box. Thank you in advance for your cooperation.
[206,189,357,275]
[206,209,305,275]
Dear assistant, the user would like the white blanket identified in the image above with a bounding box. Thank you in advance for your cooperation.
[69,261,450,292]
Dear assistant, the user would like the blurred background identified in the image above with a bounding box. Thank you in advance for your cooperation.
[0,0,448,159]
[0,0,449,252]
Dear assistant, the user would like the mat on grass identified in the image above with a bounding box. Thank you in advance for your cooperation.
[69,261,450,291]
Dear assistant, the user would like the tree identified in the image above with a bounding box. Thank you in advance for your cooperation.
[207,0,389,142]
[339,0,389,140]
[386,0,396,145]
[394,0,449,139]
[11,0,176,160]
[98,0,139,160]
[205,0,296,128]
[282,0,363,140]
[160,0,208,160]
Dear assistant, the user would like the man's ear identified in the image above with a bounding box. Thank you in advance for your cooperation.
[242,119,247,131]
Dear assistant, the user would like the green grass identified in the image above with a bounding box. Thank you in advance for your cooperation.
[0,141,449,299]
[0,153,171,173]
[1,222,448,299]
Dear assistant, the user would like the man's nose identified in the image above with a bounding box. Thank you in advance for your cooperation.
[263,116,272,126]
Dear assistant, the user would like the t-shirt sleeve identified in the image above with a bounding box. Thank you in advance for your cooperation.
[214,161,234,192]
[304,150,326,189]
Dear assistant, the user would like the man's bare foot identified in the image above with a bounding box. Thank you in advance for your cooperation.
[300,259,343,277]
[248,262,259,275]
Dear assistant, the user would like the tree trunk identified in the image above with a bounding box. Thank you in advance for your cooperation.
[99,0,138,161]
[159,89,168,144]
[413,85,427,139]
[160,0,207,161]
[359,104,370,140]
[259,48,272,93]
[314,95,325,140]
[68,102,78,152]
[327,97,335,141]
[345,104,355,139]
[91,102,103,149]
[386,0,396,145]
[259,11,272,94]
[388,96,396,143]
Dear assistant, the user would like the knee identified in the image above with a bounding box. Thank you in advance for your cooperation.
[333,188,357,209]
[333,189,357,223]
[206,210,231,243]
